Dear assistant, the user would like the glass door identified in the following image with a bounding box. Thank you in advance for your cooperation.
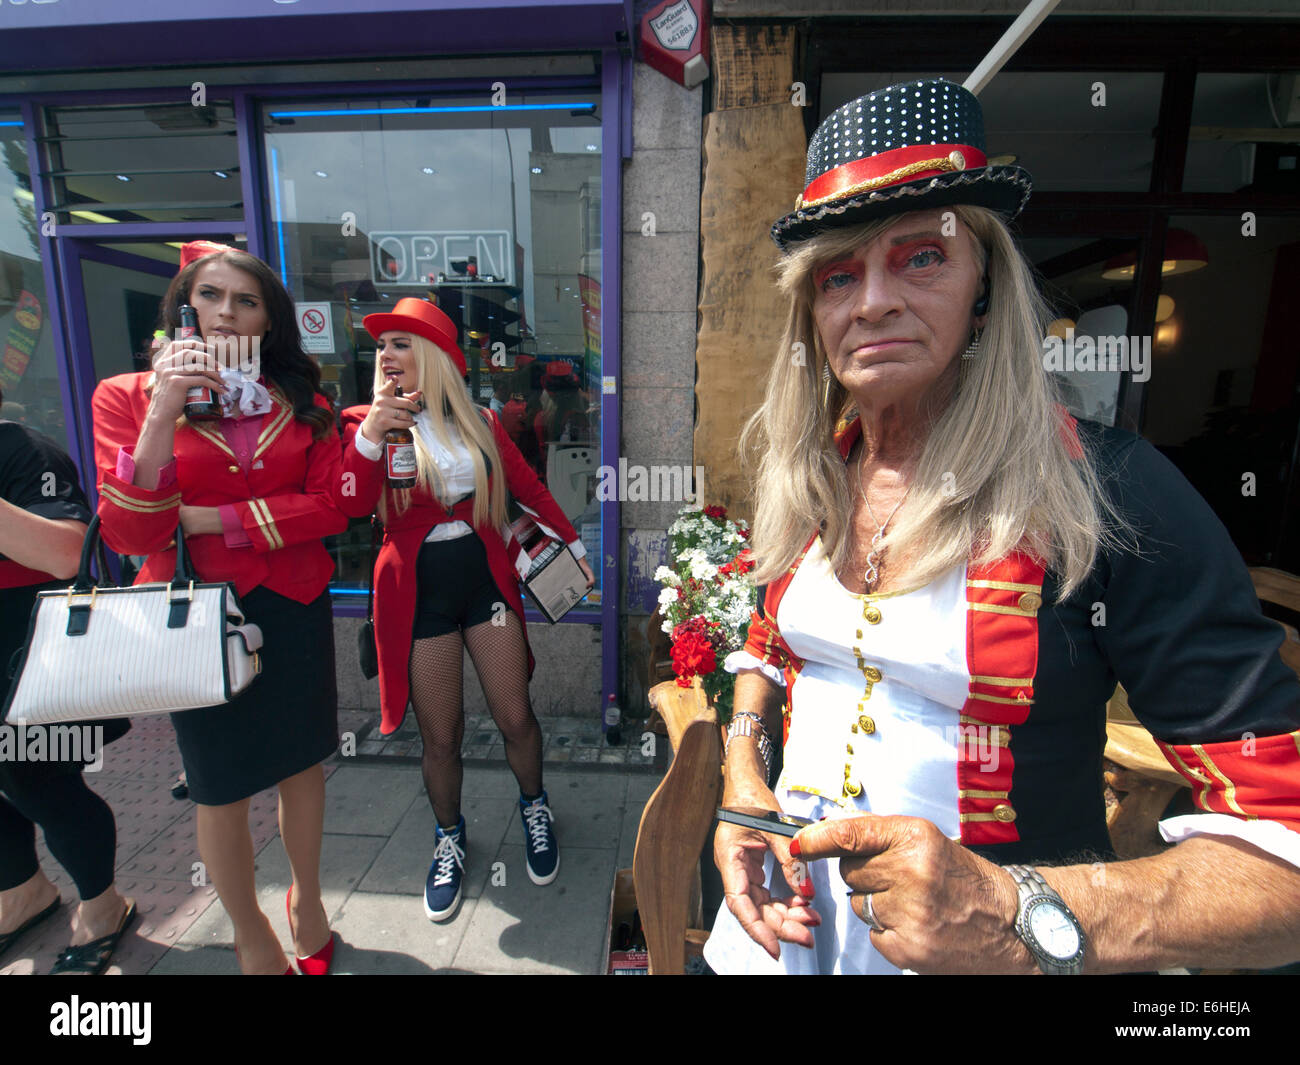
[56,235,248,481]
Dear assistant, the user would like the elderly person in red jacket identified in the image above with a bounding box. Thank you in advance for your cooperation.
[336,298,593,923]
[92,244,347,975]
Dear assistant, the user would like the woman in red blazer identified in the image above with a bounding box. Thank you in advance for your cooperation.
[337,298,593,923]
[92,245,346,975]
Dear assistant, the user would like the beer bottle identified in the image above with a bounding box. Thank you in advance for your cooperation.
[385,386,417,490]
[179,304,221,421]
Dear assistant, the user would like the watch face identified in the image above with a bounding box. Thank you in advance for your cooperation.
[1028,900,1080,959]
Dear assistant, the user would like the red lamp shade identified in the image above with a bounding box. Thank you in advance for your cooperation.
[1102,229,1209,281]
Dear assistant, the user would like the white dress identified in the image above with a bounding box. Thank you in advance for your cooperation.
[704,536,972,975]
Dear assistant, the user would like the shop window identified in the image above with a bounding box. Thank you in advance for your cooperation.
[262,93,604,606]
[819,71,1163,193]
[0,112,67,449]
[1183,73,1300,195]
[42,102,242,224]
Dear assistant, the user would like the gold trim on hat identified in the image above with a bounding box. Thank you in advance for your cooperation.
[799,154,966,211]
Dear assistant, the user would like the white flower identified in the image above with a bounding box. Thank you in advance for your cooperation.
[654,565,681,586]
[657,586,679,608]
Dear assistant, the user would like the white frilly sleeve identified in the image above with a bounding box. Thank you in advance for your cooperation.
[1158,813,1300,870]
[723,649,786,687]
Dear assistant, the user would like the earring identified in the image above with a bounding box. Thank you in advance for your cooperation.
[821,361,833,406]
[961,327,983,360]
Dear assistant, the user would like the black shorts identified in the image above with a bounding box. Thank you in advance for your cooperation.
[412,533,502,638]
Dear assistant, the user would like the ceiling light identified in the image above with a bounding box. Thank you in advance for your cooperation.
[115,174,131,182]
[213,170,230,179]
[314,170,329,178]
[1102,230,1209,281]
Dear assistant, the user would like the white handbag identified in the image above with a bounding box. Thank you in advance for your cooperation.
[2,516,263,725]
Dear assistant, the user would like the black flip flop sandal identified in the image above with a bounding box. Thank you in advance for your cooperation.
[50,901,137,976]
[0,896,62,962]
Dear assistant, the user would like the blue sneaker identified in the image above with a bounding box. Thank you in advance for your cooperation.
[519,792,559,885]
[423,817,466,922]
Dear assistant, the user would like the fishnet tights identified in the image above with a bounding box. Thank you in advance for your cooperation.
[408,613,542,828]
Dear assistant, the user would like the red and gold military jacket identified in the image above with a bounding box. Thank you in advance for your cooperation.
[740,413,1300,864]
[91,372,346,604]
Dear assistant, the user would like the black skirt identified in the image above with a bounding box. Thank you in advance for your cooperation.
[170,586,338,806]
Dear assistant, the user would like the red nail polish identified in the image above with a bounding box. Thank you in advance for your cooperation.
[799,880,815,898]
[789,838,801,858]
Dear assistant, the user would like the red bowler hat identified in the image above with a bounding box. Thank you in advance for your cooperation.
[179,240,236,271]
[363,298,466,376]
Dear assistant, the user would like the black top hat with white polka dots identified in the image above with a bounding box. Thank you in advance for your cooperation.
[771,79,1032,251]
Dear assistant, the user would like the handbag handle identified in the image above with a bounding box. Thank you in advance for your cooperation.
[365,516,379,625]
[72,514,195,594]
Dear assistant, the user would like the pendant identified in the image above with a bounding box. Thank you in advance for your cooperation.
[862,529,884,591]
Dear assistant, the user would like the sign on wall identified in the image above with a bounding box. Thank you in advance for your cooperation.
[294,301,334,355]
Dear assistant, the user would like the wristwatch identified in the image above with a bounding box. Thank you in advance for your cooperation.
[1003,864,1086,975]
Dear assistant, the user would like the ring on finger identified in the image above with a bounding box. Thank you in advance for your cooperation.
[858,892,884,932]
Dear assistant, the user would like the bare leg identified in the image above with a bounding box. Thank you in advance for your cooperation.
[409,632,468,828]
[196,799,286,975]
[67,885,133,947]
[463,614,542,798]
[278,763,329,957]
[0,868,60,934]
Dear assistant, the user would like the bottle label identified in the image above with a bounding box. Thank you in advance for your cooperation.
[386,441,416,479]
[185,386,215,405]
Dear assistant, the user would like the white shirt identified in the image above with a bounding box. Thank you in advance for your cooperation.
[354,413,588,559]
[706,538,971,974]
[353,412,475,541]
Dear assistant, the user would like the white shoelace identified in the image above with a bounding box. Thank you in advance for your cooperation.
[431,831,465,887]
[522,801,553,853]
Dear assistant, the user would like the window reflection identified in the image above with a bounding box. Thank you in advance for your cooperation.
[263,95,603,603]
[0,117,68,449]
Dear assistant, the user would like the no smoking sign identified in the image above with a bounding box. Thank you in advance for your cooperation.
[295,302,334,355]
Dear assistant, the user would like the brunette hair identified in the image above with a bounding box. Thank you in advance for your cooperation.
[157,250,334,439]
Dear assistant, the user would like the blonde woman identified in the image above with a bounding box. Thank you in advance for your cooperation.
[709,79,1300,975]
[337,299,594,922]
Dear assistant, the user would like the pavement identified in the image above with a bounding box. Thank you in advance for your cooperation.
[1,711,662,976]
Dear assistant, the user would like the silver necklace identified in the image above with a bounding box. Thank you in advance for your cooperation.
[857,446,908,591]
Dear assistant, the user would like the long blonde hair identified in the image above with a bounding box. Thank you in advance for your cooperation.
[374,334,506,529]
[740,204,1129,599]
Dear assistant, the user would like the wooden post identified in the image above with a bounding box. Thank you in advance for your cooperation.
[695,24,807,521]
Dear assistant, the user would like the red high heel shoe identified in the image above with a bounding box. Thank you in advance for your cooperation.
[233,943,295,975]
[285,886,335,976]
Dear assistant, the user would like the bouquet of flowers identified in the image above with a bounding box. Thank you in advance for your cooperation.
[654,503,757,724]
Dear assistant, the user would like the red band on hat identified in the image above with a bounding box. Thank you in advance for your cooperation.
[801,143,987,209]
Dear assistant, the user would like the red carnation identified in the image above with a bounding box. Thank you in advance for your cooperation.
[703,504,727,519]
[671,631,718,687]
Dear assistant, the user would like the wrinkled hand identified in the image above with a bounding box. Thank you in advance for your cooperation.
[714,785,820,961]
[360,377,423,445]
[148,338,226,421]
[791,814,1032,974]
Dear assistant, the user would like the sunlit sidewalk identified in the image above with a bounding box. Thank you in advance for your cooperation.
[2,715,658,975]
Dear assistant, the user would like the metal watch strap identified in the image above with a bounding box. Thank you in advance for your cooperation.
[1004,864,1086,975]
[725,714,773,777]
